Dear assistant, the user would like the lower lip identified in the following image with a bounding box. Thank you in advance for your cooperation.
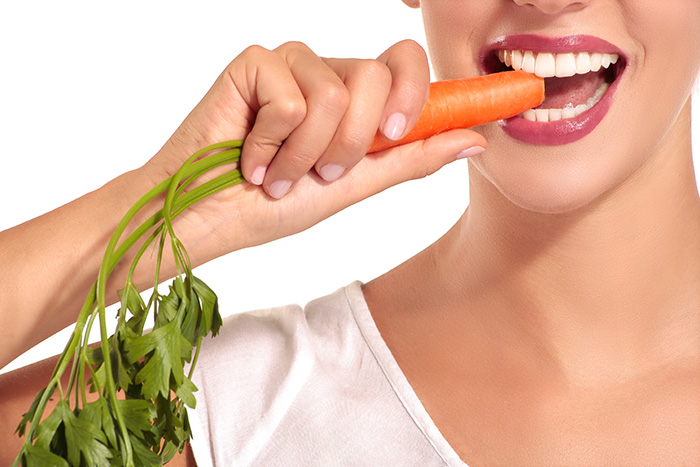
[501,72,622,146]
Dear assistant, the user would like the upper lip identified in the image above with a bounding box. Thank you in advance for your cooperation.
[479,34,627,75]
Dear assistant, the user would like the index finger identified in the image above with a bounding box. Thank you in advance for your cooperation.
[375,40,431,142]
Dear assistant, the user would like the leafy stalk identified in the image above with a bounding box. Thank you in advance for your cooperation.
[13,141,243,467]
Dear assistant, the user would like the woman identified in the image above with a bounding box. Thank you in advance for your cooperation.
[2,0,699,465]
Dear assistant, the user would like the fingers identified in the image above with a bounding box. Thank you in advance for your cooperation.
[312,58,392,182]
[309,40,431,187]
[375,40,431,142]
[259,43,355,197]
[233,40,440,199]
[235,43,331,189]
[327,128,488,211]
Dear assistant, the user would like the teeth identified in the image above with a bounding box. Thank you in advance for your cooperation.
[495,49,619,122]
[554,53,576,78]
[575,52,592,74]
[534,52,556,78]
[511,50,523,70]
[562,107,577,119]
[499,50,618,79]
[518,82,610,122]
[536,109,551,122]
[548,108,562,121]
[521,50,536,73]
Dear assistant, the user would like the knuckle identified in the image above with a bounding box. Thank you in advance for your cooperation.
[334,128,368,155]
[280,150,317,172]
[358,59,392,87]
[227,45,271,78]
[276,40,313,57]
[274,98,307,127]
[239,44,271,61]
[243,133,281,158]
[317,81,350,113]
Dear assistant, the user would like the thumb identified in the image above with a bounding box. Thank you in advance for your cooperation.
[337,128,487,205]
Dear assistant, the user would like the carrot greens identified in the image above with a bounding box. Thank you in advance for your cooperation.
[12,71,546,467]
[13,141,243,467]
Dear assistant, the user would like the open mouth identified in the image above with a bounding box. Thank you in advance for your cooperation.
[484,49,626,122]
[480,35,628,145]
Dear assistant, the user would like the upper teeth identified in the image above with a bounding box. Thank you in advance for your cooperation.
[497,50,619,78]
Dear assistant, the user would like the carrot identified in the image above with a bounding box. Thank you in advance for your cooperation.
[368,70,544,153]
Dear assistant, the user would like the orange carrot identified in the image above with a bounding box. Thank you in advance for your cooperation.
[368,70,544,153]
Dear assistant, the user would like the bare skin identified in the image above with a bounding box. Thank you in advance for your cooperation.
[364,0,700,463]
[2,0,700,465]
[364,107,700,462]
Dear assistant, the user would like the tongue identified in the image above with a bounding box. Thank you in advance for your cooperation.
[539,69,608,109]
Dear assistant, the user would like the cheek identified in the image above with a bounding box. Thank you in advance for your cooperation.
[623,1,700,121]
[421,1,503,79]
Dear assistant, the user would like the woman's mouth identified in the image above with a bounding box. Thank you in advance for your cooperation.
[482,35,627,145]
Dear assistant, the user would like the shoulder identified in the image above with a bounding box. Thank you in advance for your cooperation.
[193,281,364,374]
[187,282,368,465]
[186,282,457,467]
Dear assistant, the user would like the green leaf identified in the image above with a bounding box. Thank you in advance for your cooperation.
[155,286,183,328]
[97,398,119,451]
[125,319,193,400]
[118,282,146,320]
[88,363,106,394]
[56,400,113,466]
[70,398,120,455]
[15,387,49,438]
[112,345,133,390]
[153,395,188,449]
[159,440,181,465]
[180,292,200,347]
[34,404,64,450]
[77,400,100,426]
[173,275,188,301]
[130,435,164,467]
[192,276,222,337]
[117,399,155,439]
[88,346,131,395]
[86,346,105,368]
[175,376,198,408]
[17,444,69,467]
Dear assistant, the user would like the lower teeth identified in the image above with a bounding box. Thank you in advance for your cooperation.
[520,81,610,122]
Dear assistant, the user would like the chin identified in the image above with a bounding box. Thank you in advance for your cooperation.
[500,185,602,215]
[469,146,626,216]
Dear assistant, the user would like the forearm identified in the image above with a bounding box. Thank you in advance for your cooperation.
[0,165,164,367]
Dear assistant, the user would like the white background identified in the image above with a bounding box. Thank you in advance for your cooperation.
[1,1,699,374]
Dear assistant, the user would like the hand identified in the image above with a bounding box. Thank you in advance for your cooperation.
[143,40,488,260]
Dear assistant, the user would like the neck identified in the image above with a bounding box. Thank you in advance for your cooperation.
[438,105,700,383]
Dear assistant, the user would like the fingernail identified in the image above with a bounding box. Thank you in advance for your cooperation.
[319,163,345,182]
[269,180,292,199]
[456,146,485,159]
[383,113,406,141]
[250,166,266,185]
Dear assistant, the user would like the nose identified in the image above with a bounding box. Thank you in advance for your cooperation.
[512,0,590,15]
